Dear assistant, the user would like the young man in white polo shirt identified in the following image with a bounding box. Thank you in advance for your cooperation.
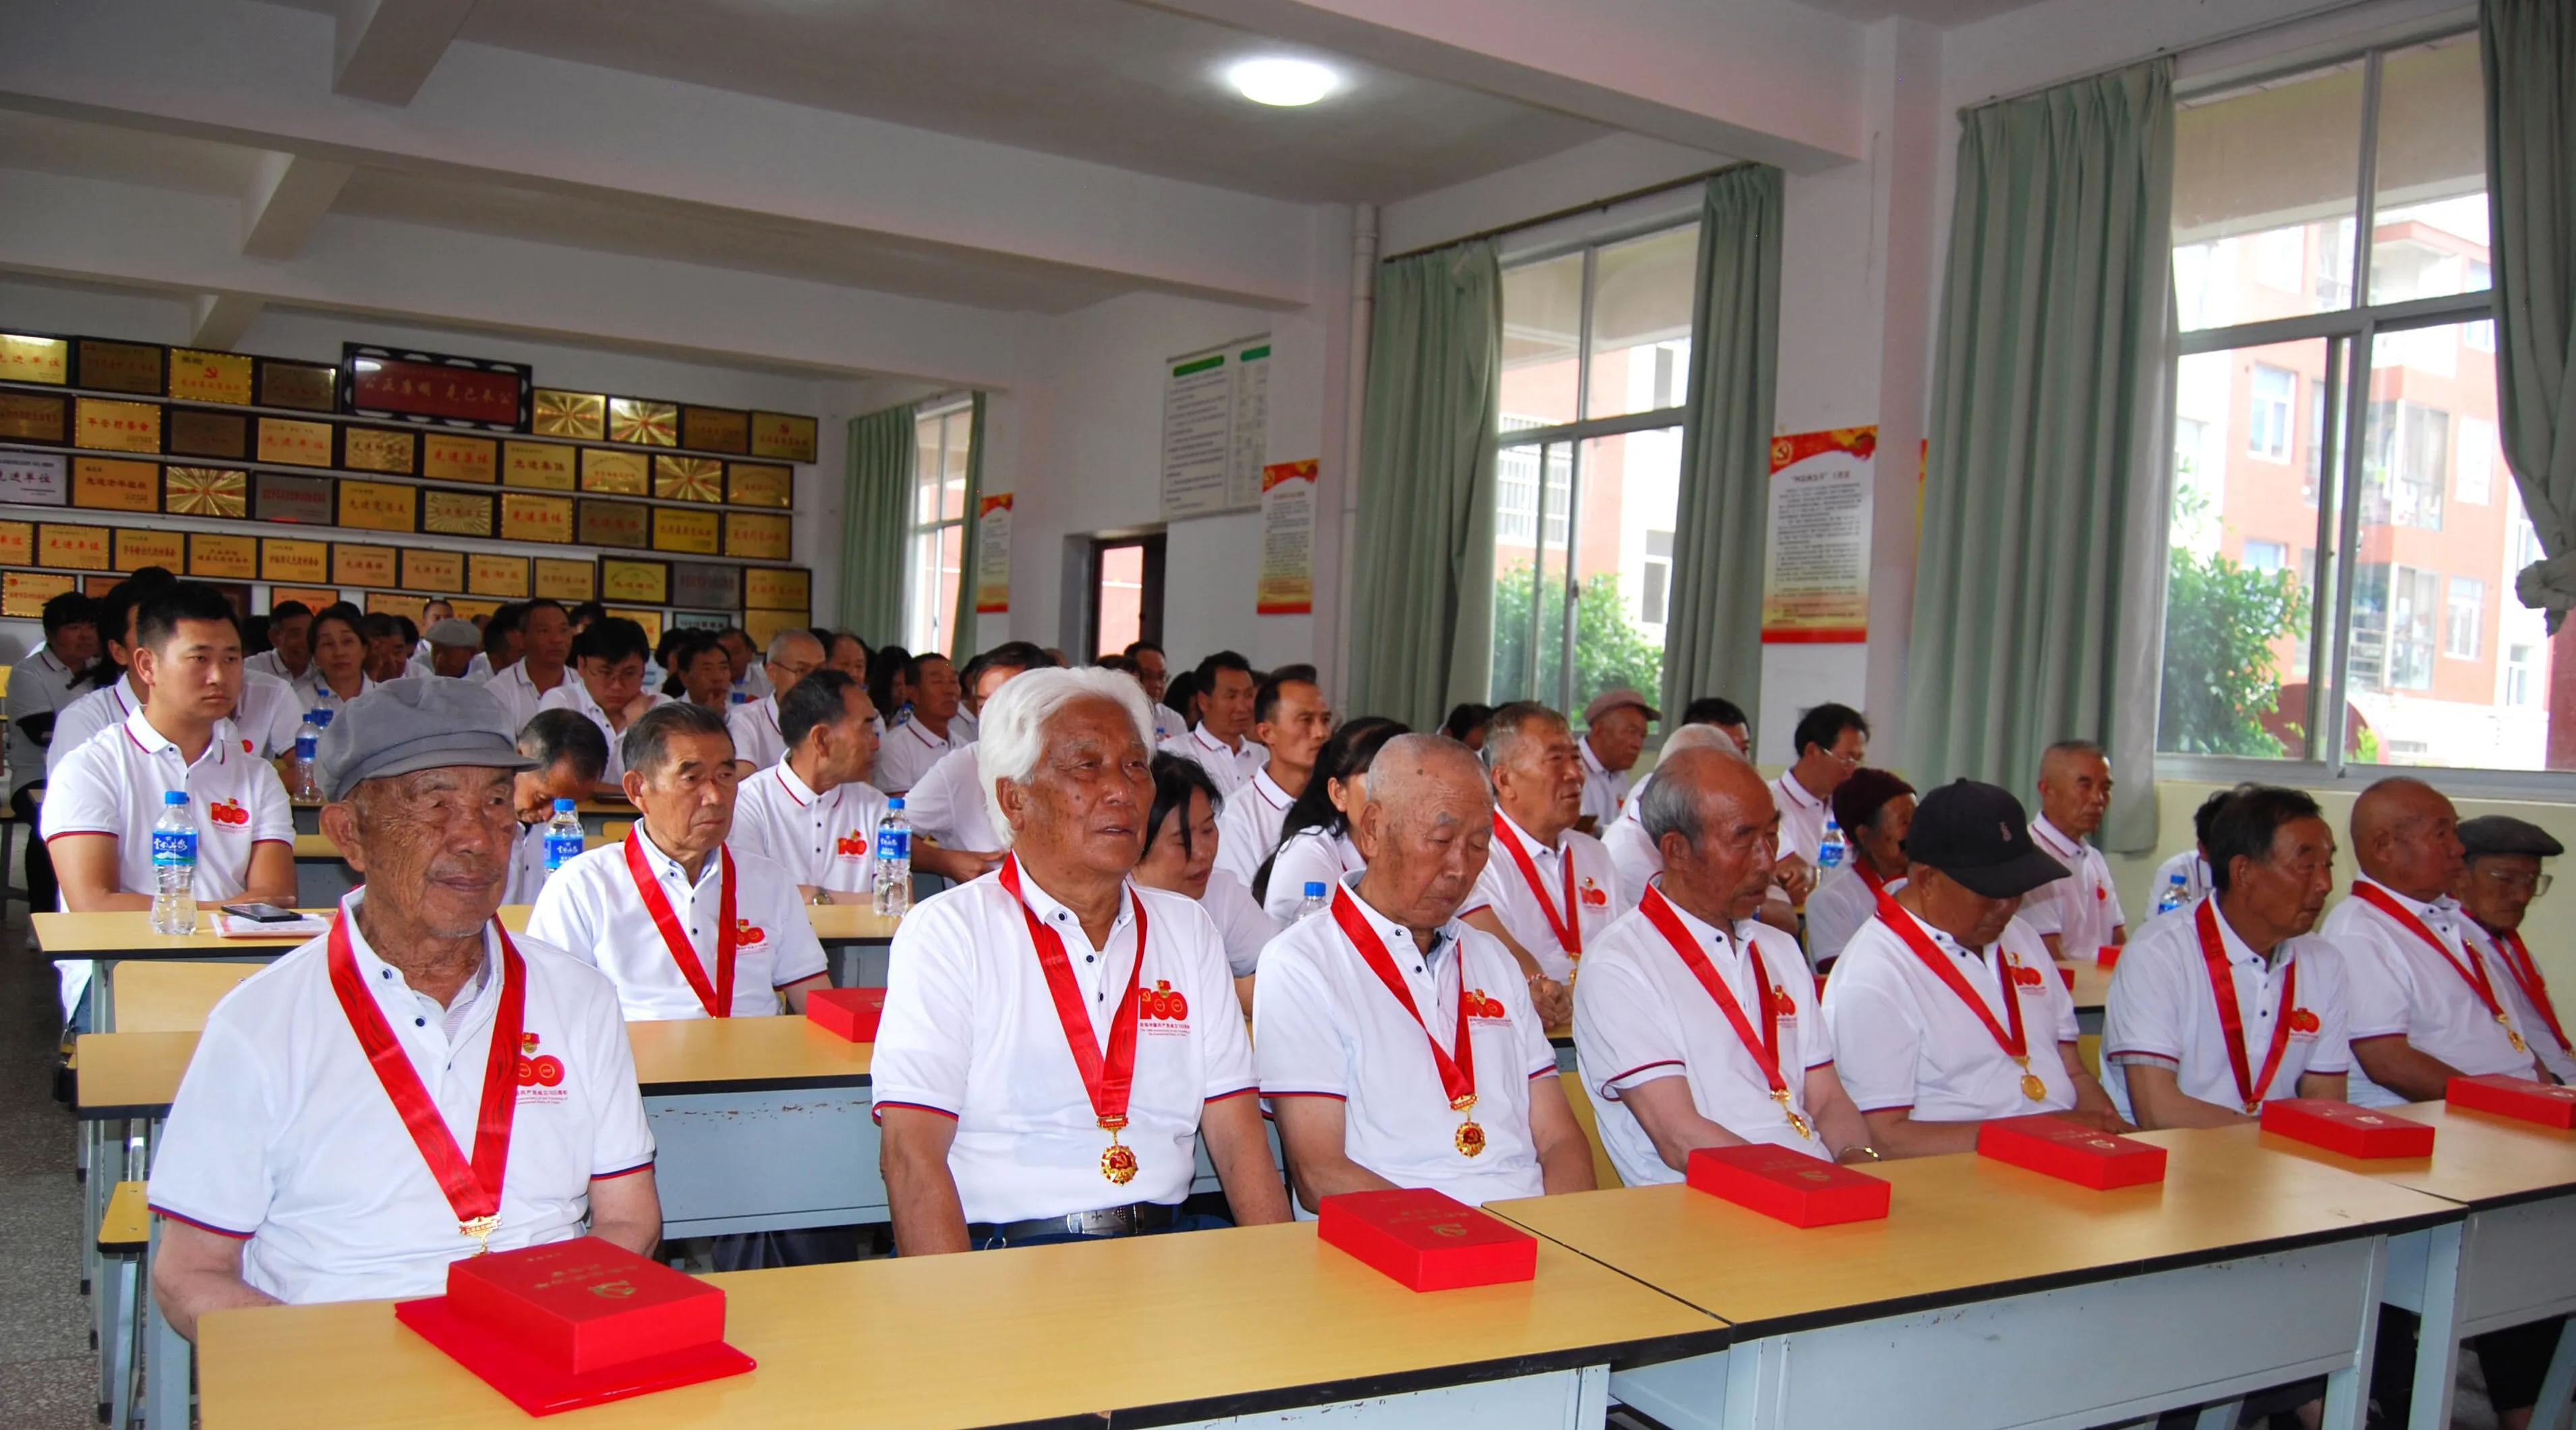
[892,644,1054,871]
[527,702,828,1019]
[1158,650,1264,796]
[1768,702,1868,905]
[1212,670,1331,886]
[1821,778,2129,1157]
[504,710,608,907]
[1255,734,1592,1211]
[486,598,575,734]
[42,581,296,1025]
[872,651,970,795]
[1461,703,1614,1030]
[2102,786,2352,1126]
[873,667,1290,1251]
[48,575,173,778]
[2017,740,2128,964]
[241,599,312,686]
[1575,747,1881,1185]
[535,615,667,789]
[725,628,823,773]
[7,589,98,911]
[730,668,889,900]
[147,679,658,1336]
[2326,778,2551,1105]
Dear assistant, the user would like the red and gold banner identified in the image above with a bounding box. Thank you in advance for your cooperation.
[344,349,526,428]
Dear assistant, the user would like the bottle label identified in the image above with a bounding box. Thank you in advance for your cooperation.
[295,736,318,760]
[875,828,910,861]
[544,833,584,870]
[152,829,198,865]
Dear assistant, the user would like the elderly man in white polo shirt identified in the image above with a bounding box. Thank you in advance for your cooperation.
[1575,748,1881,1184]
[2453,816,2576,1085]
[1461,702,1614,1030]
[43,581,297,1025]
[1254,735,1592,1211]
[725,627,824,773]
[1158,650,1264,796]
[146,679,657,1338]
[486,598,575,734]
[873,666,1290,1252]
[2103,785,2352,1126]
[1575,688,1654,830]
[1821,778,2129,1157]
[528,702,829,1019]
[1600,723,1757,913]
[1768,702,1868,905]
[873,651,970,795]
[2018,741,2128,964]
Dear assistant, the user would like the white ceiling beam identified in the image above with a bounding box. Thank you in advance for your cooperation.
[241,151,355,258]
[189,292,264,349]
[332,0,475,106]
[1143,0,1865,172]
[0,0,1318,310]
[0,169,1030,391]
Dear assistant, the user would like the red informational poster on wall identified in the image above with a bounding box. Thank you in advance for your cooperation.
[1257,458,1317,616]
[1761,426,1877,644]
[973,492,1012,614]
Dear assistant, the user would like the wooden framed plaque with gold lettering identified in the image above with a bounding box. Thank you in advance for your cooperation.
[75,340,163,395]
[468,553,530,599]
[744,566,811,611]
[269,586,341,613]
[167,349,253,406]
[0,333,69,387]
[163,408,249,461]
[598,557,669,605]
[421,490,496,538]
[725,462,792,509]
[578,448,649,496]
[256,416,335,467]
[531,389,606,440]
[533,557,595,602]
[609,607,665,645]
[0,520,33,566]
[575,498,650,550]
[164,467,248,519]
[337,480,419,534]
[113,527,187,573]
[652,455,723,504]
[651,507,720,555]
[0,392,68,444]
[680,405,749,455]
[187,532,257,580]
[608,397,678,448]
[256,358,337,413]
[449,598,501,623]
[748,411,818,463]
[724,511,793,561]
[70,458,160,513]
[76,398,162,454]
[254,472,334,525]
[334,544,399,588]
[421,432,498,484]
[260,538,330,585]
[742,608,809,649]
[500,492,574,544]
[401,548,465,594]
[2,571,76,618]
[342,426,417,476]
[39,523,112,571]
[502,441,577,491]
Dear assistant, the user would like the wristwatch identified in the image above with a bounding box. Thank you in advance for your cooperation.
[1854,1145,1883,1162]
[809,890,833,907]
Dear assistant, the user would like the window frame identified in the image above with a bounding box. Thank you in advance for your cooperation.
[904,397,973,657]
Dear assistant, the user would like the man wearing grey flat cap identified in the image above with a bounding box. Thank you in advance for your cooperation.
[2453,815,2574,1085]
[146,677,660,1339]
[414,617,486,681]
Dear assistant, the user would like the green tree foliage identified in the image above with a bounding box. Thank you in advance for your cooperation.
[1490,563,1665,711]
[2158,544,2310,756]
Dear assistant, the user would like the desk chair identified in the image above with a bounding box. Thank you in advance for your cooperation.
[96,1179,146,1430]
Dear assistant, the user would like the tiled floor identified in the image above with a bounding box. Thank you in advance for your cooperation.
[2,904,103,1430]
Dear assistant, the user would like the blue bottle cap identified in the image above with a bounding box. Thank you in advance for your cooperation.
[164,791,188,805]
[889,797,905,810]
[554,797,577,812]
[1305,882,1326,896]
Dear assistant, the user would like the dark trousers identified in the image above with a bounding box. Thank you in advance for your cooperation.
[11,782,53,911]
[2373,1305,2571,1420]
[970,1211,1232,1252]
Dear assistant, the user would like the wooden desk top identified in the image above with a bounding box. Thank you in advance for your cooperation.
[2211,1101,2576,1211]
[74,1030,200,1119]
[36,907,534,956]
[1492,1126,2457,1338]
[803,904,901,943]
[196,1221,1725,1429]
[2058,959,2111,1010]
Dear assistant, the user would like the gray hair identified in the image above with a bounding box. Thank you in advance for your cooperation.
[1637,741,1755,849]
[1480,700,1569,774]
[978,666,1157,847]
[765,627,823,664]
[621,701,731,780]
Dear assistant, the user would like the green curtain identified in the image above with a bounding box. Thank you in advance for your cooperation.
[1659,165,1784,726]
[1904,59,2174,848]
[946,393,988,656]
[837,403,916,644]
[1347,240,1502,730]
[2486,0,2576,629]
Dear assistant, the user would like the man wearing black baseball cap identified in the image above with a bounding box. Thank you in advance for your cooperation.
[1820,778,2129,1157]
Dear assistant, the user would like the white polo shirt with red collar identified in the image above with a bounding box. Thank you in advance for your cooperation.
[1262,825,1363,921]
[1461,811,1616,984]
[524,830,826,1020]
[2324,874,2545,1105]
[873,714,968,796]
[1574,888,1835,1184]
[485,660,574,737]
[1578,735,1632,829]
[5,645,84,789]
[2458,919,2576,1084]
[725,695,787,773]
[1769,770,1831,867]
[1821,901,2082,1122]
[1159,727,1267,797]
[2101,896,2350,1121]
[46,672,144,778]
[1213,767,1296,886]
[145,897,653,1304]
[730,762,890,897]
[533,682,668,785]
[2019,815,2126,962]
[870,863,1256,1224]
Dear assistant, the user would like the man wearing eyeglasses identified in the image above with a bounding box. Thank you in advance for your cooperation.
[1767,703,1868,905]
[2452,815,2574,1085]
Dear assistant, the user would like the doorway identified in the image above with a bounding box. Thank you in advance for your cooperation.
[1085,534,1164,661]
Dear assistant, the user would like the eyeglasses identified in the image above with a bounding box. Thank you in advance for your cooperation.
[2478,867,2553,898]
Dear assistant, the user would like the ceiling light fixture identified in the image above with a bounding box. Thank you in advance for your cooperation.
[1228,57,1339,107]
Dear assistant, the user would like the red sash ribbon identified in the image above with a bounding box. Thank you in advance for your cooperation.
[2351,883,2521,1050]
[1001,856,1145,1173]
[1873,890,2035,1065]
[624,830,736,1017]
[1330,887,1477,1113]
[1493,813,1581,961]
[2492,927,2571,1052]
[1640,886,1808,1136]
[2194,900,2300,1114]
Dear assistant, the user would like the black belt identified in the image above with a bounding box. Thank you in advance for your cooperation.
[968,1202,1177,1245]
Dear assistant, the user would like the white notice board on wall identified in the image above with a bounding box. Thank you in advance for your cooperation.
[1161,337,1270,519]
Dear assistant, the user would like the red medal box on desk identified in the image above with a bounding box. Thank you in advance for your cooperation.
[2260,1099,2436,1157]
[1977,1114,2168,1189]
[2446,1074,2576,1130]
[1317,1189,1538,1292]
[1685,1144,1890,1227]
[393,1237,753,1415]
[804,986,885,1042]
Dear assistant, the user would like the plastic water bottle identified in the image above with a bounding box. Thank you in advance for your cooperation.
[872,797,912,917]
[2155,871,2189,916]
[150,791,199,936]
[544,798,585,872]
[1818,818,1848,874]
[1297,881,1330,920]
[291,712,324,801]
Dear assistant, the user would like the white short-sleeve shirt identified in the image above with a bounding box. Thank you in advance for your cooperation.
[524,831,827,1020]
[1201,867,1282,978]
[2324,876,2545,1105]
[1822,903,2082,1122]
[5,646,84,791]
[873,716,967,796]
[241,650,311,687]
[234,668,303,759]
[900,744,1001,853]
[1574,890,1834,1186]
[1252,884,1559,1209]
[505,821,559,908]
[1159,728,1267,797]
[1213,768,1295,887]
[2019,816,2128,961]
[1803,867,1904,973]
[1461,812,1616,984]
[1150,704,1188,745]
[2460,921,2576,1083]
[1601,780,1658,915]
[1770,770,1832,867]
[870,865,1257,1224]
[533,681,668,785]
[725,696,787,774]
[2148,851,2215,920]
[46,673,142,778]
[290,672,378,725]
[1578,737,1633,830]
[2101,896,2351,1120]
[484,660,574,737]
[146,900,652,1305]
[1262,826,1363,921]
[730,762,889,896]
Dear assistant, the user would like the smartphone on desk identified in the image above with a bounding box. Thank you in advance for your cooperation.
[220,902,305,923]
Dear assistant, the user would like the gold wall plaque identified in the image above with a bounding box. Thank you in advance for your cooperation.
[165,467,248,518]
[449,597,501,623]
[338,480,419,534]
[531,389,606,440]
[748,411,818,463]
[578,448,649,495]
[0,392,68,443]
[653,455,724,503]
[39,523,112,571]
[75,398,162,454]
[468,553,530,598]
[742,608,810,649]
[334,544,399,587]
[167,348,253,405]
[726,462,792,509]
[724,511,793,561]
[500,492,575,544]
[1,334,69,386]
[651,507,721,555]
[533,557,595,601]
[608,606,664,644]
[502,440,577,491]
[76,340,162,395]
[343,426,417,476]
[608,397,677,447]
[70,457,160,513]
[257,360,336,412]
[114,527,187,572]
[2,571,76,618]
[261,538,330,584]
[256,416,335,467]
[744,566,811,611]
[362,590,418,617]
[187,532,258,579]
[421,490,495,538]
[680,405,749,455]
[422,432,498,484]
[599,558,668,604]
[166,408,250,459]
[270,585,342,612]
[576,499,650,550]
[401,548,465,594]
[0,520,33,565]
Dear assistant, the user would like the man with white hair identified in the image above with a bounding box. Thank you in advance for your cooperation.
[726,628,825,772]
[873,667,1291,1251]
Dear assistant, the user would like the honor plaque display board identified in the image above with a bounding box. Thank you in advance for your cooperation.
[261,538,332,585]
[188,533,257,579]
[71,458,158,513]
[167,349,253,406]
[599,558,668,606]
[670,561,739,611]
[167,409,250,460]
[0,334,69,387]
[114,527,187,573]
[0,452,67,507]
[501,493,575,544]
[402,548,465,594]
[334,544,399,588]
[468,553,531,598]
[533,558,595,601]
[166,467,248,518]
[338,480,419,534]
[76,398,162,454]
[743,567,809,612]
[255,473,336,525]
[3,570,75,617]
[0,392,67,442]
[38,523,111,571]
